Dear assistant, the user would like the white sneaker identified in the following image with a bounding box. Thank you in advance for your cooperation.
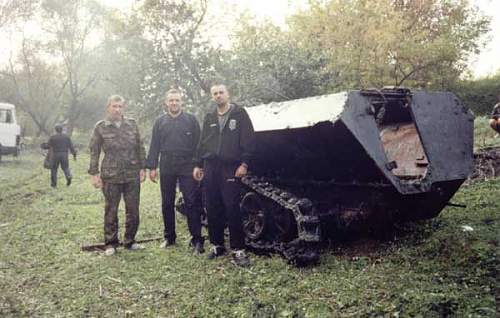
[232,249,250,267]
[127,243,145,251]
[104,247,116,256]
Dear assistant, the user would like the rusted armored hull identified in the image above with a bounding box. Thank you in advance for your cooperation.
[241,88,473,263]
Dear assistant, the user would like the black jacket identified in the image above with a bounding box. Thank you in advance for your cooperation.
[195,104,256,167]
[48,133,76,155]
[146,111,200,175]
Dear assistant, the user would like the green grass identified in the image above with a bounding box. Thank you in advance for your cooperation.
[0,152,498,317]
[474,116,500,150]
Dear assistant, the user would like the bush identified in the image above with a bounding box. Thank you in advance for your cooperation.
[453,73,500,116]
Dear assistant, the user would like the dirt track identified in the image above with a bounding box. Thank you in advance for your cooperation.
[468,146,500,183]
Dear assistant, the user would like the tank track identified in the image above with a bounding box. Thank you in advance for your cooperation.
[241,175,321,266]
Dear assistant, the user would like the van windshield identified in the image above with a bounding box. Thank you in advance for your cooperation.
[0,109,13,123]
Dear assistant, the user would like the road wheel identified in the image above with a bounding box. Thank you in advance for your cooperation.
[241,192,267,240]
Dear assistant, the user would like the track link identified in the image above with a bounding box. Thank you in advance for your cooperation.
[241,175,321,266]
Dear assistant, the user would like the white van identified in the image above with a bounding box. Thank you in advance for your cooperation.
[0,102,21,160]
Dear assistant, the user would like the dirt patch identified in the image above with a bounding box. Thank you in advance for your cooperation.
[467,146,500,183]
[332,238,383,258]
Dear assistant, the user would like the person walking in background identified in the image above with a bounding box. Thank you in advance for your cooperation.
[47,124,77,188]
[88,95,146,256]
[193,83,256,267]
[146,88,204,254]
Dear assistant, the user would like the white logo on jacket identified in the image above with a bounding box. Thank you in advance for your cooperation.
[228,119,237,130]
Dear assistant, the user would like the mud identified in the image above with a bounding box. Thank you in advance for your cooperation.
[467,146,500,183]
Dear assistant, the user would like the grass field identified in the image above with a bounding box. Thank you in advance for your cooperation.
[0,136,498,317]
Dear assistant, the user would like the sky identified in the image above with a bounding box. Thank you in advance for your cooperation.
[469,0,500,78]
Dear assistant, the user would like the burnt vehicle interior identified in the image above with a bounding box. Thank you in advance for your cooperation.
[363,88,429,181]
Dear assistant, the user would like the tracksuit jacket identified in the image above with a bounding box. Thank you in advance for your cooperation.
[195,104,256,167]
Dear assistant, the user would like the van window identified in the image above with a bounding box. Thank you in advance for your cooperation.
[0,110,13,123]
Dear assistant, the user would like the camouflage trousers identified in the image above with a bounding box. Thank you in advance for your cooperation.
[102,180,141,247]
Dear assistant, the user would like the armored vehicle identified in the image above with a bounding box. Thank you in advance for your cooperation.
[240,88,474,265]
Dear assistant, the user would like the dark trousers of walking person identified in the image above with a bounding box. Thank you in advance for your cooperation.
[160,174,203,244]
[203,159,245,250]
[50,152,71,187]
[102,180,140,248]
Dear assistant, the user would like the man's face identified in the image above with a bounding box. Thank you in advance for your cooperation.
[211,85,229,107]
[165,93,182,115]
[107,101,124,121]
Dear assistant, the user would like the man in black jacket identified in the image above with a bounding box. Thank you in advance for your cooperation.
[193,84,256,267]
[147,88,204,254]
[48,124,77,188]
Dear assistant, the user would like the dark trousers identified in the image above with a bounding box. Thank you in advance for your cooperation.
[160,173,202,244]
[203,160,245,250]
[102,180,140,247]
[50,153,71,187]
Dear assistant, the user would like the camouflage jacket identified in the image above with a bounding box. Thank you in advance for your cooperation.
[88,117,146,183]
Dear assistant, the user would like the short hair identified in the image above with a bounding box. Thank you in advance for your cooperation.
[55,124,63,133]
[210,83,226,90]
[210,83,228,94]
[106,95,125,109]
[165,88,183,101]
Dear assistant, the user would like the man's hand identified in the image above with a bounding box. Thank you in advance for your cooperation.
[193,167,204,181]
[149,169,158,183]
[140,169,146,183]
[90,175,102,189]
[235,163,248,178]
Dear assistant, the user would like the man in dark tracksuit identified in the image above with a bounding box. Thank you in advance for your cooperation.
[193,84,256,267]
[48,124,77,188]
[146,88,204,254]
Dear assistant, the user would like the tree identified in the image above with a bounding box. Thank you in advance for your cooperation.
[454,72,500,115]
[219,18,332,105]
[287,0,490,89]
[0,0,35,28]
[137,0,222,119]
[0,38,63,136]
[40,0,107,135]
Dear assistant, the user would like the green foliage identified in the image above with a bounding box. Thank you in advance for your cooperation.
[219,19,332,105]
[287,0,490,89]
[454,72,500,116]
[0,0,496,136]
[0,151,497,317]
[136,0,219,120]
[0,49,63,136]
[40,0,109,134]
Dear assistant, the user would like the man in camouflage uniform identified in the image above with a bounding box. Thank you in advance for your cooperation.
[489,93,500,133]
[88,95,146,256]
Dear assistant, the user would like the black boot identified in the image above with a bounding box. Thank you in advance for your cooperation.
[190,240,205,255]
